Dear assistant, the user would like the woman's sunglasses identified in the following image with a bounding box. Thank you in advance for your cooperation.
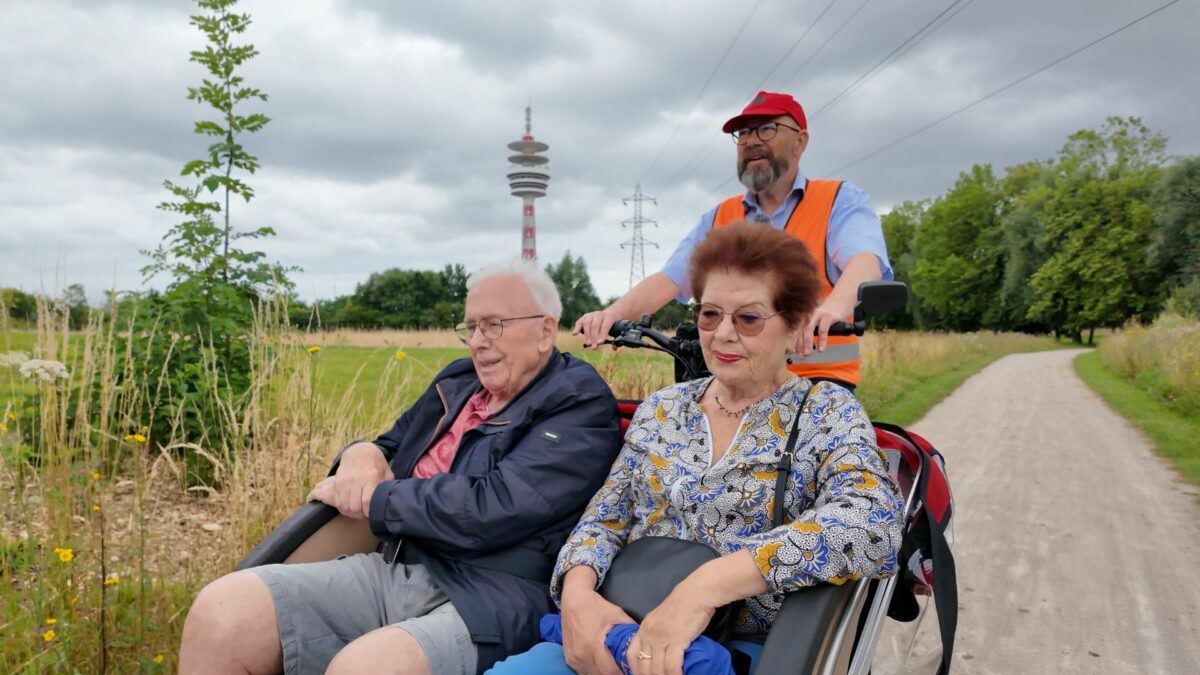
[691,303,781,337]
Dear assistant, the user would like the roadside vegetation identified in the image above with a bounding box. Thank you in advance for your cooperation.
[1074,314,1200,487]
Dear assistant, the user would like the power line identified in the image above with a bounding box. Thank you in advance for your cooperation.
[664,0,860,189]
[778,0,872,91]
[811,0,975,118]
[830,0,1183,174]
[810,0,971,120]
[752,0,840,91]
[637,0,767,186]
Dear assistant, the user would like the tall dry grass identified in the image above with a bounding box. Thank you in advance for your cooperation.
[1097,315,1200,417]
[0,298,421,672]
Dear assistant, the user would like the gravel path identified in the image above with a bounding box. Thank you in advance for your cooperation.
[872,348,1200,674]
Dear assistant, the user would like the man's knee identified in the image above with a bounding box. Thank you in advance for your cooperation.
[180,570,282,673]
[326,627,430,675]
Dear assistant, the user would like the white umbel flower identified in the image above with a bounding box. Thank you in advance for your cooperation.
[0,351,31,369]
[19,359,70,383]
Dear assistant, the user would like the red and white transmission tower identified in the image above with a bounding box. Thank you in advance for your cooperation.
[507,104,550,260]
[621,184,658,289]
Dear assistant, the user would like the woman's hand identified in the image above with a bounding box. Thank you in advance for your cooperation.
[627,550,768,675]
[625,589,714,675]
[561,567,634,675]
[307,442,393,519]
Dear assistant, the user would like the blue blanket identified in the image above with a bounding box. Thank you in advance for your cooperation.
[539,614,734,675]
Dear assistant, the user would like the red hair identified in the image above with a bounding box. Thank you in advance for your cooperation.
[689,221,820,328]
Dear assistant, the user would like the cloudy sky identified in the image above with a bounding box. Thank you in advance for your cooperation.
[2,0,1198,305]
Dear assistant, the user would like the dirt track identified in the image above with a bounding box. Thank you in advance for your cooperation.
[873,349,1200,674]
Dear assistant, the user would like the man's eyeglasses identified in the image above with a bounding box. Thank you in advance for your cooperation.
[455,314,545,343]
[691,303,781,336]
[730,121,800,144]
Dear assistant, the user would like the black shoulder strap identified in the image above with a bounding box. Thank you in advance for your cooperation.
[915,445,957,675]
[772,384,820,528]
[878,422,957,675]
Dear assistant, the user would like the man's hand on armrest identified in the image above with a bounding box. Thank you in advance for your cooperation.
[307,442,394,520]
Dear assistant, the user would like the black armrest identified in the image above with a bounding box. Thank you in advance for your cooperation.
[752,583,858,675]
[235,442,381,572]
[235,502,340,571]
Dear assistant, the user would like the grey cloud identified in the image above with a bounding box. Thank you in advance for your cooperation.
[2,0,1198,304]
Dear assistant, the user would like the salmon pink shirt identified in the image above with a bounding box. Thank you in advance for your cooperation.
[411,388,494,479]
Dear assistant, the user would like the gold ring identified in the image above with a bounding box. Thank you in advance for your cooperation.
[636,650,653,660]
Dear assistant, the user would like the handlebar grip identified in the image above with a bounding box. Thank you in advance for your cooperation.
[826,321,865,337]
[608,320,638,338]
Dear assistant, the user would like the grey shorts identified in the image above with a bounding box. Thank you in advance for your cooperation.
[251,553,478,675]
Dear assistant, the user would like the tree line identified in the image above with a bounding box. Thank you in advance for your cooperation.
[301,253,607,331]
[878,117,1199,343]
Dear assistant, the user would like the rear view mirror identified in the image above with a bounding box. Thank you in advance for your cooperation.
[853,282,908,322]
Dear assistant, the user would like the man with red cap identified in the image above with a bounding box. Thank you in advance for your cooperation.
[574,91,892,390]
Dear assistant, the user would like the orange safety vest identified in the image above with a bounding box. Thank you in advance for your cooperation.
[711,179,860,385]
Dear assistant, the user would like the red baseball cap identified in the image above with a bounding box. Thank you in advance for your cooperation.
[721,91,808,133]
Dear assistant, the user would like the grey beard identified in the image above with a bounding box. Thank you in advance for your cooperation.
[739,157,784,192]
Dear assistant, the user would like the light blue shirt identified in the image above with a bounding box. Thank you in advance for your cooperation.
[661,170,894,302]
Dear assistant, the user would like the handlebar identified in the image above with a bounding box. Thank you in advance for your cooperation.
[602,282,908,383]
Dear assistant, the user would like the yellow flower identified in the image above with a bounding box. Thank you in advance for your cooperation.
[92,504,101,512]
[5,411,15,421]
[394,350,407,361]
[53,547,74,563]
[104,575,120,586]
[43,629,56,642]
[791,520,824,534]
[0,422,7,433]
[154,655,164,665]
[45,618,57,625]
[123,433,147,443]
[140,425,149,434]
[754,542,783,575]
[306,345,321,354]
[90,471,101,481]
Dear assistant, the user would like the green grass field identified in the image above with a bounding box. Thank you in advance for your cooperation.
[1074,350,1200,487]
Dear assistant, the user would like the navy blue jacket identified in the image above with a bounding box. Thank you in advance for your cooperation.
[365,349,620,672]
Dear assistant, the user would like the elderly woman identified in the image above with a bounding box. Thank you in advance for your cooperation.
[489,223,902,675]
[179,258,622,675]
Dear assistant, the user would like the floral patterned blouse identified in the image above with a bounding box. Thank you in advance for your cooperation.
[551,375,903,635]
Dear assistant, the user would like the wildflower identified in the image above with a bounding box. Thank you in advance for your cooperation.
[104,575,120,586]
[91,471,101,481]
[43,629,56,642]
[140,425,149,434]
[123,433,147,443]
[306,346,321,354]
[0,351,30,369]
[0,422,7,433]
[45,618,57,625]
[154,655,164,665]
[18,359,70,383]
[53,547,74,563]
[7,411,16,421]
[92,504,101,512]
[394,350,407,362]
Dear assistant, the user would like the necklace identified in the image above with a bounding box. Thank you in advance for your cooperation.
[713,390,752,418]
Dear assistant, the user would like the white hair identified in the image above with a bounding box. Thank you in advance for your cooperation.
[467,257,563,320]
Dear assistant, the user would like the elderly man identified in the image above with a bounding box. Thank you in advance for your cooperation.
[179,259,622,675]
[575,91,893,390]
